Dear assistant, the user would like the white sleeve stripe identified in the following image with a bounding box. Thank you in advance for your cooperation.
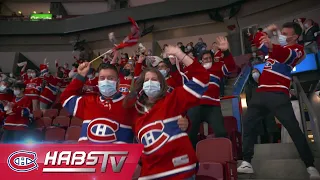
[73,97,82,117]
[62,95,75,107]
[192,77,209,88]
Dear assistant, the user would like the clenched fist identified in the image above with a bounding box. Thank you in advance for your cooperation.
[77,62,90,77]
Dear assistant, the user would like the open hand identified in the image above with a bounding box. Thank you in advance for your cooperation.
[216,36,229,51]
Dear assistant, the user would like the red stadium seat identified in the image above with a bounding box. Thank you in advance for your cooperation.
[41,117,52,127]
[70,116,83,126]
[33,110,42,120]
[43,109,59,119]
[196,138,238,180]
[197,163,223,180]
[65,126,81,141]
[45,127,66,141]
[53,116,70,127]
[59,108,70,117]
[224,116,242,159]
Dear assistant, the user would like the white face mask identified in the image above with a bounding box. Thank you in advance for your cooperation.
[203,62,212,70]
[143,80,161,98]
[9,73,13,78]
[95,73,99,77]
[278,34,288,46]
[304,24,309,29]
[98,79,117,97]
[14,89,21,96]
[159,70,168,77]
[252,53,257,57]
[252,72,260,83]
[87,74,93,79]
[0,85,6,91]
[30,73,36,78]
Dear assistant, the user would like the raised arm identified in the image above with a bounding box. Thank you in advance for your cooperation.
[60,62,90,118]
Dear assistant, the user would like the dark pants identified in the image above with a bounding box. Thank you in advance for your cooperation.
[2,130,28,143]
[242,91,314,167]
[220,78,225,97]
[188,105,227,149]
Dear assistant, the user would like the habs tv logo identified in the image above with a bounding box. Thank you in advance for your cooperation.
[7,150,38,172]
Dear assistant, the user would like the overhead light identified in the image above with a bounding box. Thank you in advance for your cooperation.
[33,11,36,14]
[48,10,50,13]
[18,11,22,14]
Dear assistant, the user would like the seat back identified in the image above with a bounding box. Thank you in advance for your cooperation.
[196,138,233,163]
[45,127,66,141]
[59,108,70,117]
[43,109,59,119]
[70,116,83,126]
[41,117,52,127]
[53,116,70,127]
[65,126,81,141]
[197,162,223,180]
[33,110,42,119]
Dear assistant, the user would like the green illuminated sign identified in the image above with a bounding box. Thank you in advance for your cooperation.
[30,14,52,21]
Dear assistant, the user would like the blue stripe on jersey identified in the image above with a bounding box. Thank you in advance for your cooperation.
[80,122,134,143]
[210,74,220,85]
[184,79,208,97]
[285,49,298,66]
[270,62,292,77]
[222,64,230,76]
[63,96,81,116]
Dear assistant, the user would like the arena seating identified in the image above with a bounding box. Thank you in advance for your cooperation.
[198,116,242,159]
[196,138,237,180]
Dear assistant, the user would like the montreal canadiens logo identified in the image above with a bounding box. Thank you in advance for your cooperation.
[7,150,38,172]
[87,118,120,143]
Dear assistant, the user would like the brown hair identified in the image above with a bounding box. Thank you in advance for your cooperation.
[123,67,168,108]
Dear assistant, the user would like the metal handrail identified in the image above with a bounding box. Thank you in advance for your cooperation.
[293,76,320,149]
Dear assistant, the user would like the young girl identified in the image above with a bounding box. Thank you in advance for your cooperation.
[124,45,210,180]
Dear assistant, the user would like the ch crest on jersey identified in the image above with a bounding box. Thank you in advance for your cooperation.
[138,121,170,155]
[87,118,120,143]
[119,87,129,93]
[264,59,276,70]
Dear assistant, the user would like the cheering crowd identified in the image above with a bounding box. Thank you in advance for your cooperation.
[0,19,320,179]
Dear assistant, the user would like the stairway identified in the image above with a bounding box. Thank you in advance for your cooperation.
[238,143,320,180]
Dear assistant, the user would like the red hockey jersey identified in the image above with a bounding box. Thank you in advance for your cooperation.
[0,91,14,102]
[60,76,137,143]
[257,44,305,94]
[214,50,224,62]
[200,51,236,106]
[83,77,99,95]
[40,75,63,104]
[135,61,209,180]
[24,77,42,100]
[4,96,32,130]
[118,74,133,95]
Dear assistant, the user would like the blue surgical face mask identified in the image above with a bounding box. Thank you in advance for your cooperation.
[159,70,168,77]
[278,34,288,46]
[98,80,117,97]
[0,85,6,91]
[143,80,161,98]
